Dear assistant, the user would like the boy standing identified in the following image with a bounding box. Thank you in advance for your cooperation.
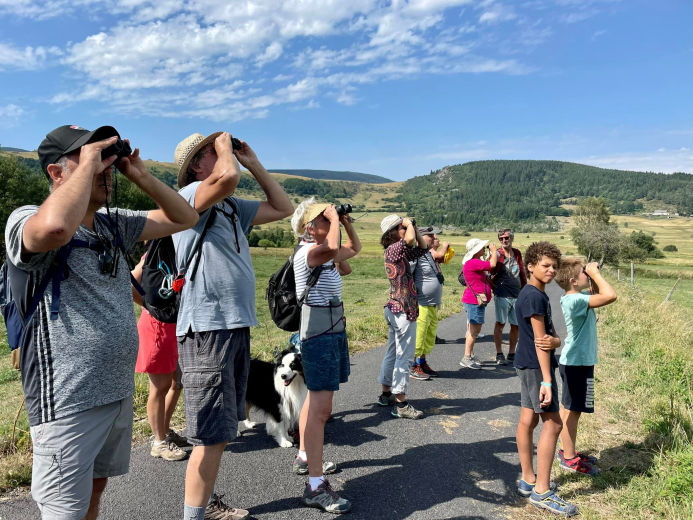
[514,242,578,517]
[555,259,617,475]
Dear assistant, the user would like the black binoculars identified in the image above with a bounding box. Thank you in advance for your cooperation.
[336,204,353,217]
[101,139,132,161]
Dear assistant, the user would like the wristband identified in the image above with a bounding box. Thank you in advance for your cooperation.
[540,381,552,387]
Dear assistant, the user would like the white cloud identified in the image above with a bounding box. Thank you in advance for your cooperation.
[578,149,693,174]
[479,3,517,24]
[255,42,284,67]
[0,42,62,70]
[0,104,25,127]
[657,148,666,152]
[591,29,607,41]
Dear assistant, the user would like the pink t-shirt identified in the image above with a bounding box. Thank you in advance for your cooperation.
[462,259,493,305]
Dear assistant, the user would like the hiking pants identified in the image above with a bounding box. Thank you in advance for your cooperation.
[379,308,416,396]
[415,304,438,358]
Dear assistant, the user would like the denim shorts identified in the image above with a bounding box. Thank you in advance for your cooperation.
[463,302,486,325]
[301,330,350,392]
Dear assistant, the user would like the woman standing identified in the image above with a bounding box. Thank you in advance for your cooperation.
[291,198,361,514]
[132,255,188,461]
[460,239,497,369]
[377,215,429,419]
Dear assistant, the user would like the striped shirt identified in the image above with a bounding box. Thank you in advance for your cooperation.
[294,243,342,306]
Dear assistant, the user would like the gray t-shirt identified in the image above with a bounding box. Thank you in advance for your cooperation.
[494,251,522,299]
[173,182,260,336]
[410,252,442,307]
[5,205,147,426]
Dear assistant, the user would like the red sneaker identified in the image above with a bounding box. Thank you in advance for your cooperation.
[410,364,431,380]
[420,361,439,378]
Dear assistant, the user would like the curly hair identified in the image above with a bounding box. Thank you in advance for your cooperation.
[524,241,562,278]
[555,257,584,291]
[380,227,401,250]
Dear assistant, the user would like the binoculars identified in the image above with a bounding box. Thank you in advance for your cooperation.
[101,139,132,161]
[336,204,353,217]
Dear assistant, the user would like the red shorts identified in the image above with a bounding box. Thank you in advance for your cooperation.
[136,309,179,374]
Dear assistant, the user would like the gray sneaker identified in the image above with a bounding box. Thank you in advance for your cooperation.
[303,479,351,514]
[150,440,186,461]
[496,353,508,365]
[460,356,481,370]
[166,429,189,447]
[293,456,337,475]
[376,393,396,406]
[205,493,249,520]
[391,403,424,419]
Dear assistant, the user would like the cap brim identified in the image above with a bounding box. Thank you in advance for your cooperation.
[177,131,223,189]
[63,126,120,156]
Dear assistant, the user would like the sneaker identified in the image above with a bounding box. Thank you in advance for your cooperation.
[293,456,338,476]
[517,479,557,498]
[410,364,431,380]
[391,403,424,419]
[558,449,598,465]
[478,333,485,339]
[303,479,352,514]
[529,489,578,517]
[166,429,189,447]
[470,355,483,367]
[205,493,249,520]
[559,452,601,476]
[150,440,187,461]
[434,336,446,344]
[507,353,515,362]
[495,353,508,365]
[420,361,439,377]
[376,393,396,406]
[459,356,481,370]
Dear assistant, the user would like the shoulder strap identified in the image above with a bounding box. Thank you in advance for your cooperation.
[185,208,219,283]
[215,198,241,254]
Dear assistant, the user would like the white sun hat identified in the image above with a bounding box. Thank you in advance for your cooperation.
[462,238,489,265]
[380,214,403,234]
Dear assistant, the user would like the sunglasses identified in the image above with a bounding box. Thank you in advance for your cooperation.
[498,236,511,242]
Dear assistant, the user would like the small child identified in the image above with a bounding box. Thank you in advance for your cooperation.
[555,258,617,475]
[514,242,578,517]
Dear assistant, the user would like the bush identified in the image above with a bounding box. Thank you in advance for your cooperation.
[559,236,565,240]
[663,245,678,252]
[257,239,276,248]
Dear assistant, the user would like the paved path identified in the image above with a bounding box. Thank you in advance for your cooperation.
[0,283,566,520]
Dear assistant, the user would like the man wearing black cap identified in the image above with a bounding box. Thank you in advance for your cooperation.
[4,125,199,520]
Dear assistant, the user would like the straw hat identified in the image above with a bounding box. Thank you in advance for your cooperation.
[294,202,330,236]
[462,238,489,265]
[380,214,402,234]
[175,131,222,188]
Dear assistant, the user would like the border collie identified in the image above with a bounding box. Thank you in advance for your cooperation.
[243,348,308,448]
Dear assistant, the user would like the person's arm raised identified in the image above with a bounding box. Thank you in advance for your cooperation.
[131,254,145,306]
[233,140,293,226]
[307,206,341,267]
[335,260,352,276]
[585,262,617,308]
[488,243,498,269]
[192,133,241,213]
[22,137,119,255]
[402,218,417,247]
[335,214,362,263]
[115,144,199,242]
[430,242,449,262]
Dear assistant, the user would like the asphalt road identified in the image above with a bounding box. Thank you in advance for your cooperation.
[0,283,566,520]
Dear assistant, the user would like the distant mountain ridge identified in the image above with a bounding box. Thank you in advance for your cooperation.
[268,169,392,184]
[0,147,30,152]
[395,160,693,231]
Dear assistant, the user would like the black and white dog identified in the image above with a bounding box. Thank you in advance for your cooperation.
[243,348,308,448]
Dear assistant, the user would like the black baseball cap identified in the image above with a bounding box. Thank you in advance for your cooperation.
[37,125,120,179]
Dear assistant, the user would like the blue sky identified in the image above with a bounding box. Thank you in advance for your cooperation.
[1,0,692,181]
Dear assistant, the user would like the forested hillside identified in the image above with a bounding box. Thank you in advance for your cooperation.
[395,160,693,231]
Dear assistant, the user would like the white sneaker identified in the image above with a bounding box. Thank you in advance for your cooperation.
[151,440,187,461]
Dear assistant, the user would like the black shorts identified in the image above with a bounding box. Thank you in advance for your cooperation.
[559,364,595,413]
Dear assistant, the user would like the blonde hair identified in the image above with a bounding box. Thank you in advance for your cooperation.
[555,257,584,291]
[291,197,318,241]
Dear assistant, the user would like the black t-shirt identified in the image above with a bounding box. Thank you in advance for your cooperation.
[493,255,522,298]
[514,284,558,369]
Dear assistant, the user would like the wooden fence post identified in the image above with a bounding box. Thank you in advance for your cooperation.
[631,263,634,285]
[617,269,620,281]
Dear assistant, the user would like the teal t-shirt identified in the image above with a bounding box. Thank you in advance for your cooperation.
[559,292,598,366]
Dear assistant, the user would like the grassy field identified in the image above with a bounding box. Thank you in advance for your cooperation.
[1,210,692,518]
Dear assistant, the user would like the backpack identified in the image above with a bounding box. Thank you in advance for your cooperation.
[0,213,143,370]
[139,198,240,323]
[458,268,467,286]
[266,245,326,332]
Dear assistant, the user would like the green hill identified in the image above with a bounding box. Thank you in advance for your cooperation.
[268,169,392,184]
[395,160,693,231]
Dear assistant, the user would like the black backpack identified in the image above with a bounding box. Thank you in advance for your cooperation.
[458,268,467,286]
[139,198,240,323]
[266,246,327,332]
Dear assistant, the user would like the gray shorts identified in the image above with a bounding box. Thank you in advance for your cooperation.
[29,396,133,520]
[516,366,560,414]
[178,328,250,446]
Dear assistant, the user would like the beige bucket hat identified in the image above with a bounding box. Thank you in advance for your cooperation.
[175,131,222,188]
[380,214,403,234]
